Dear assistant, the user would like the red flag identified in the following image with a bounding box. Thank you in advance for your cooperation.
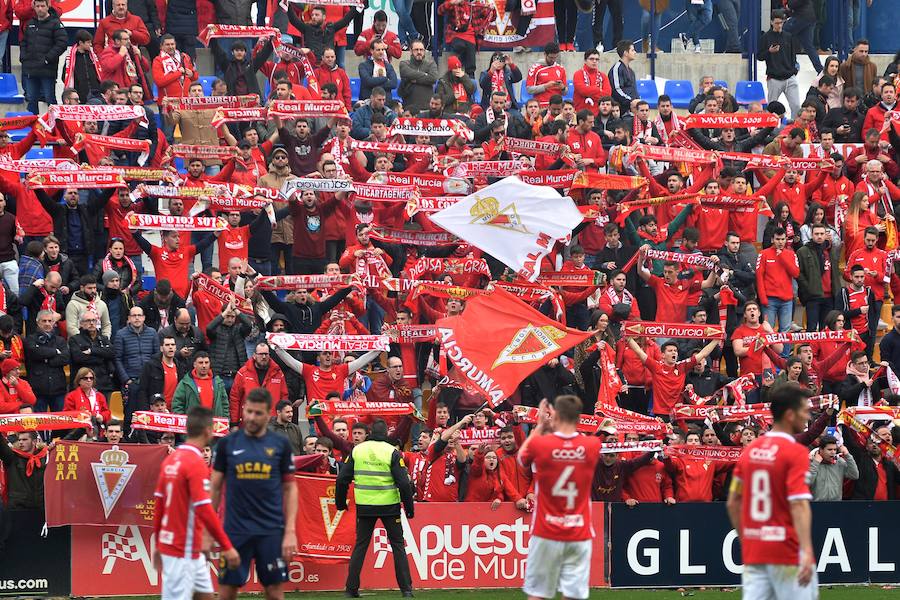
[595,342,625,410]
[44,441,167,527]
[295,473,356,562]
[436,288,592,407]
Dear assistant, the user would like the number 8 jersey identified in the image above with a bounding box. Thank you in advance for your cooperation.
[732,431,813,565]
[518,432,602,541]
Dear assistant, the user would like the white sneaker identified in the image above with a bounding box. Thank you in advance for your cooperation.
[596,42,604,52]
[694,44,702,53]
[879,319,890,330]
[678,32,688,50]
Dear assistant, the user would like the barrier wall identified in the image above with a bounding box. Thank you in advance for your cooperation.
[3,502,898,595]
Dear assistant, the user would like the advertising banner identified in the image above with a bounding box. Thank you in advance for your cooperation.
[0,510,71,596]
[70,502,607,594]
[608,502,900,587]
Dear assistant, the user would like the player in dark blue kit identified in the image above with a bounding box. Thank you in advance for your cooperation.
[211,388,298,600]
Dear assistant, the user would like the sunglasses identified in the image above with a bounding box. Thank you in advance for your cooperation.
[81,376,94,380]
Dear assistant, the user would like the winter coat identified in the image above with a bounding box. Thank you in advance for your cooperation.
[350,103,397,140]
[68,330,117,391]
[157,324,207,371]
[171,370,229,418]
[65,292,112,338]
[137,355,188,412]
[479,66,523,110]
[206,313,252,375]
[796,241,841,303]
[399,56,439,114]
[436,72,476,113]
[18,282,66,335]
[358,58,398,101]
[164,0,197,35]
[20,9,67,78]
[137,292,185,332]
[24,329,69,395]
[229,357,288,424]
[113,324,159,382]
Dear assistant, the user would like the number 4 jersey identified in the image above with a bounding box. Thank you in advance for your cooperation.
[732,431,813,565]
[518,432,602,542]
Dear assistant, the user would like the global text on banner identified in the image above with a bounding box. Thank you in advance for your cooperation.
[429,176,583,282]
[44,441,167,527]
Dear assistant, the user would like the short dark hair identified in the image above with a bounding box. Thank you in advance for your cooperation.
[352,421,370,433]
[186,406,214,437]
[658,94,672,104]
[193,351,210,362]
[160,33,175,44]
[864,226,880,238]
[231,41,247,52]
[553,394,583,424]
[850,264,866,274]
[544,42,560,54]
[155,279,172,296]
[616,39,634,57]
[772,227,787,237]
[769,382,812,421]
[819,434,838,447]
[80,274,97,287]
[661,340,679,352]
[682,227,700,243]
[276,399,291,411]
[819,74,836,87]
[370,419,389,440]
[584,49,600,60]
[246,387,273,410]
[576,109,593,124]
[374,9,388,21]
[75,29,92,44]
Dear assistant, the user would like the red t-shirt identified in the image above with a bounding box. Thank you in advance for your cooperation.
[162,360,179,408]
[874,461,889,501]
[149,244,198,298]
[526,63,567,106]
[733,432,812,566]
[646,355,697,416]
[217,225,250,272]
[518,432,601,541]
[191,289,221,340]
[647,275,700,324]
[153,444,215,559]
[733,323,767,377]
[300,363,350,404]
[194,372,214,408]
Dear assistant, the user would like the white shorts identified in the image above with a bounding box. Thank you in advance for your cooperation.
[161,554,214,600]
[742,563,819,600]
[522,535,592,600]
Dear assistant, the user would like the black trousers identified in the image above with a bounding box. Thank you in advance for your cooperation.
[346,513,412,593]
[592,0,623,49]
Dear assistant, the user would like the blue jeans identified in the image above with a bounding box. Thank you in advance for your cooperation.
[205,164,221,176]
[335,46,346,69]
[641,10,661,51]
[22,73,56,115]
[848,0,860,49]
[191,231,214,271]
[785,17,823,73]
[686,0,712,46]
[248,257,271,275]
[764,297,793,355]
[0,31,9,67]
[391,0,419,43]
[35,393,65,412]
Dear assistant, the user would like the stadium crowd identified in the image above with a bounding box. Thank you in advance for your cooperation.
[1,0,900,521]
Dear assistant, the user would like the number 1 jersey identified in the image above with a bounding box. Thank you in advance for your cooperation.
[518,432,602,542]
[733,431,812,565]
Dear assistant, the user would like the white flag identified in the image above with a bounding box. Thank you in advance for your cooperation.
[428,176,583,282]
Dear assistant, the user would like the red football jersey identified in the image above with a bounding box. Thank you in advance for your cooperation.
[154,444,214,559]
[149,244,198,298]
[518,432,601,541]
[733,431,812,566]
[300,363,350,404]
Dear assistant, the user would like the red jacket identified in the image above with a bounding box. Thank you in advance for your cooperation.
[353,27,402,59]
[151,51,198,105]
[98,45,151,93]
[572,65,611,113]
[315,64,352,111]
[498,447,533,502]
[862,102,896,143]
[0,377,34,413]
[622,459,673,503]
[0,0,12,33]
[93,13,150,53]
[755,246,800,305]
[63,389,111,423]
[812,173,855,222]
[466,451,503,502]
[229,358,288,424]
[665,456,730,502]
[846,142,900,181]
[844,246,889,300]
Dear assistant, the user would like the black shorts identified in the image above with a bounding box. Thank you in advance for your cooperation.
[218,531,288,587]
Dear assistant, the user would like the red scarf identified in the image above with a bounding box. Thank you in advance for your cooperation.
[40,287,56,312]
[102,253,138,292]
[490,68,506,96]
[452,82,468,102]
[81,388,100,416]
[0,284,6,313]
[10,446,49,477]
[64,44,102,89]
[632,117,653,144]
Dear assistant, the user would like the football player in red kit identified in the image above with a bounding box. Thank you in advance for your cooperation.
[152,406,240,600]
[727,383,817,599]
[518,396,602,600]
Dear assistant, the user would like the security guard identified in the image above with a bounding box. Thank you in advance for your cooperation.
[336,419,415,598]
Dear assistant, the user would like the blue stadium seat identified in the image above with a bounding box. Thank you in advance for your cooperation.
[199,76,216,97]
[5,111,33,141]
[264,79,271,100]
[519,80,532,104]
[349,78,361,102]
[663,80,695,109]
[25,147,53,160]
[636,80,659,108]
[563,80,574,101]
[0,74,24,104]
[734,80,767,105]
[714,80,728,89]
[142,275,156,292]
[173,157,185,172]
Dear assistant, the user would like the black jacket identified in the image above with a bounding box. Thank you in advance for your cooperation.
[684,367,730,397]
[24,330,70,396]
[716,246,757,301]
[822,106,865,143]
[19,283,66,335]
[287,7,359,59]
[595,242,639,292]
[41,253,80,294]
[206,313,252,376]
[786,0,816,21]
[878,328,900,377]
[137,293,186,332]
[61,50,101,103]
[20,10,68,79]
[211,41,271,97]
[137,355,189,412]
[520,363,577,408]
[756,30,799,80]
[263,287,353,334]
[35,190,97,257]
[472,110,531,144]
[165,0,197,35]
[805,86,829,126]
[68,330,117,391]
[690,127,776,170]
[157,324,207,371]
[841,423,897,500]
